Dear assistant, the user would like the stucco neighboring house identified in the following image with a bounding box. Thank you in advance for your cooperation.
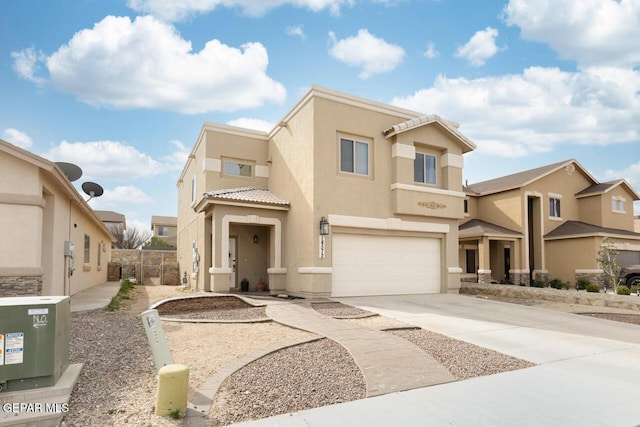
[0,139,115,297]
[150,215,177,246]
[177,86,475,298]
[460,159,640,286]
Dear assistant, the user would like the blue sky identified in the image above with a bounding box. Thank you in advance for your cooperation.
[2,0,639,231]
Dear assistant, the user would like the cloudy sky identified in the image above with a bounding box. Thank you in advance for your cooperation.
[2,0,639,230]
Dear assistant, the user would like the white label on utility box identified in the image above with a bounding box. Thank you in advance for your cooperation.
[5,332,24,364]
[28,308,48,315]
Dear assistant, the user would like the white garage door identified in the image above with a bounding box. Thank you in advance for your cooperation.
[331,234,441,297]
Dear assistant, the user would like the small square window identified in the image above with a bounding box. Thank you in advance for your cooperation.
[414,153,437,185]
[340,138,369,176]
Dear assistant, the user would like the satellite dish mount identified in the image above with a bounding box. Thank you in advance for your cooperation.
[82,182,104,202]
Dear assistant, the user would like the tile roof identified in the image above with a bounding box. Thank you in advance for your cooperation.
[383,114,476,153]
[459,219,522,238]
[545,221,640,239]
[203,187,290,207]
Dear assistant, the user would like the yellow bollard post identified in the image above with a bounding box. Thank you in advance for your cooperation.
[155,364,189,417]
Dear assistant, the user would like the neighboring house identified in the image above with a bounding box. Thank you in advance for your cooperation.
[635,216,640,234]
[151,215,177,246]
[95,210,126,235]
[177,86,475,297]
[460,159,640,286]
[0,139,115,297]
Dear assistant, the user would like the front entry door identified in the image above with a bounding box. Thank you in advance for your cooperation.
[229,237,237,288]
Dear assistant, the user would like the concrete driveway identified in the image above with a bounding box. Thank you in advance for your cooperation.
[235,293,640,427]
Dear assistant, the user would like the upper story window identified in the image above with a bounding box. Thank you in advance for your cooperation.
[191,175,197,203]
[612,196,626,213]
[549,195,561,218]
[414,152,437,185]
[340,138,369,176]
[224,160,253,177]
[157,226,169,237]
[464,199,469,214]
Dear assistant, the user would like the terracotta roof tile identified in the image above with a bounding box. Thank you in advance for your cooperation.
[204,187,289,207]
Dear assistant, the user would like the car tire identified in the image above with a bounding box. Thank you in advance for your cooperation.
[628,276,640,288]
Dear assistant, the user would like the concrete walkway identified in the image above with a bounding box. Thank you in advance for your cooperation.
[69,281,120,312]
[265,300,455,397]
[231,294,640,427]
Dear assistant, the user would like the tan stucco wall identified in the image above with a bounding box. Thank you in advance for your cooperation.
[0,147,112,296]
[475,190,522,232]
[545,237,600,284]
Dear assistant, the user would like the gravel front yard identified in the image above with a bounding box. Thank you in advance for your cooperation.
[62,284,639,426]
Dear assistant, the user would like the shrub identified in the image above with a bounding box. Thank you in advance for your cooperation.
[617,285,631,295]
[549,278,567,290]
[576,278,591,291]
[585,283,600,293]
[630,286,639,295]
[532,279,546,288]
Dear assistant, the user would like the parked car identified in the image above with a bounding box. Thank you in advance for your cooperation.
[618,265,640,288]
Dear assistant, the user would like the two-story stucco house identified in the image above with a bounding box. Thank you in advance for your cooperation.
[0,139,115,297]
[460,159,640,286]
[177,86,475,297]
[150,215,177,247]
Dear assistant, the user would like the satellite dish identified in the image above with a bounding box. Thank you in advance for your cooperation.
[82,182,104,201]
[55,162,83,182]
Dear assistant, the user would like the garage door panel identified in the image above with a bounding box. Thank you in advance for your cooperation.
[331,234,440,297]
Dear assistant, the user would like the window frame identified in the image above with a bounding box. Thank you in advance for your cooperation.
[339,137,370,177]
[157,225,169,237]
[222,158,255,178]
[549,194,562,219]
[414,151,437,186]
[84,234,91,264]
[611,196,626,214]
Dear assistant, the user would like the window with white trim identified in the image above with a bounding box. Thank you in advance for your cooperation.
[223,160,253,177]
[84,234,90,264]
[339,138,369,176]
[191,175,197,203]
[549,196,561,218]
[414,152,437,185]
[612,196,626,213]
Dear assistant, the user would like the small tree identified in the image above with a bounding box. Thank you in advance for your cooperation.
[109,225,153,249]
[596,237,620,293]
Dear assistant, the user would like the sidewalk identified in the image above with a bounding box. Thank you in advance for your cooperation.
[69,281,120,312]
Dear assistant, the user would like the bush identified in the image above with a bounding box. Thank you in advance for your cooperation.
[532,279,546,288]
[585,283,600,293]
[617,285,631,295]
[576,278,591,291]
[630,286,639,295]
[549,278,568,290]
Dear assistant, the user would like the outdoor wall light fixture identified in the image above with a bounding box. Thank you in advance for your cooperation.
[320,216,330,236]
[253,234,259,244]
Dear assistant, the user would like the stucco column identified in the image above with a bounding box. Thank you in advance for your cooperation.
[477,236,491,285]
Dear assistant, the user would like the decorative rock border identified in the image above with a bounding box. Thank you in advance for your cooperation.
[461,283,640,311]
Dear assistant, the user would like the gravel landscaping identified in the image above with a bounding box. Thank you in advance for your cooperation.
[311,301,375,318]
[155,295,268,321]
[579,312,640,325]
[208,338,366,426]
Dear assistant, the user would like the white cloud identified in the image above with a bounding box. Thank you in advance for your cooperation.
[603,161,640,191]
[160,140,191,171]
[127,0,354,21]
[423,42,438,59]
[13,15,286,114]
[286,25,306,39]
[455,27,500,67]
[2,128,34,149]
[44,140,163,181]
[88,185,154,210]
[328,29,405,79]
[10,48,46,85]
[391,66,640,157]
[227,118,275,132]
[504,0,640,68]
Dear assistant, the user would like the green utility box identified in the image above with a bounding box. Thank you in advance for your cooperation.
[0,296,70,392]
